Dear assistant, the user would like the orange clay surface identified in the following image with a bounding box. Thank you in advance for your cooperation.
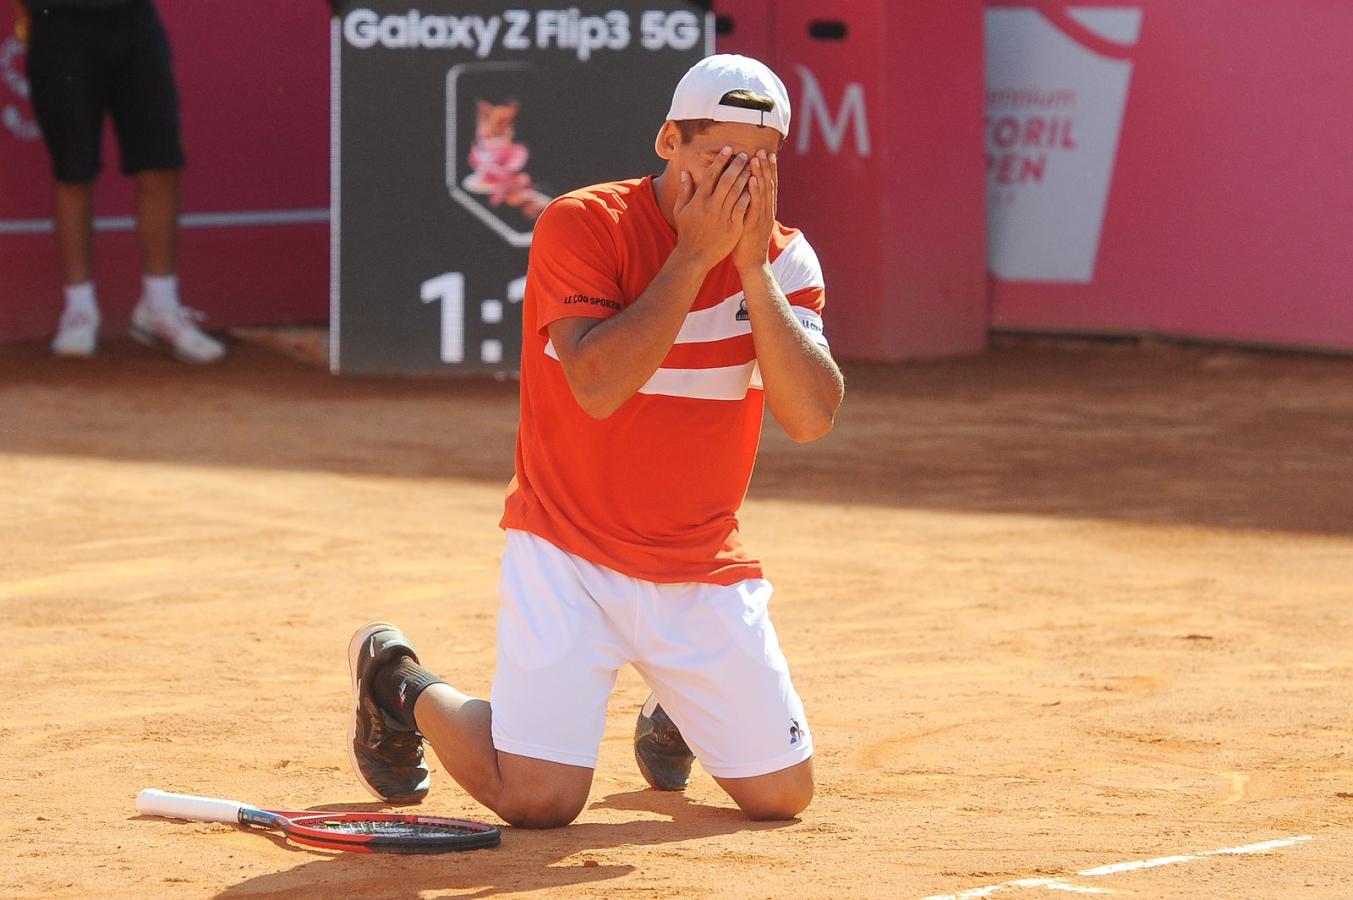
[1,334,1350,898]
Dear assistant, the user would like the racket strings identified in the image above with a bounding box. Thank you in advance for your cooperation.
[300,817,482,839]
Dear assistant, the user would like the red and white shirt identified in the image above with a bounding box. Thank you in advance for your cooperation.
[500,176,828,585]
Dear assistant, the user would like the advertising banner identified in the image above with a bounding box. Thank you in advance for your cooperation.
[985,6,1140,283]
[986,2,1353,351]
[332,1,710,374]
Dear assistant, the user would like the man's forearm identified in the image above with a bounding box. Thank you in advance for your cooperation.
[740,263,844,442]
[558,249,710,418]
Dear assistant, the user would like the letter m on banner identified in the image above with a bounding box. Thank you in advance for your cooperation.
[795,65,871,157]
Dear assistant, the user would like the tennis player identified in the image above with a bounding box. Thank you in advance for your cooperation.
[348,55,844,828]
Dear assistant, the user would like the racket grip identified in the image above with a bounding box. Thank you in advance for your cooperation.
[137,788,245,824]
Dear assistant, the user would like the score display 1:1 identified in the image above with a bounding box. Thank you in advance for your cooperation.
[420,272,527,366]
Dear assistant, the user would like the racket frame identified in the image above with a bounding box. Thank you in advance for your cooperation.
[137,789,500,853]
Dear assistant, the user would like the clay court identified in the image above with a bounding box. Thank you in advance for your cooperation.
[2,334,1350,897]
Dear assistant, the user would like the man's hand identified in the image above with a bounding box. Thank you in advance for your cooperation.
[671,146,754,271]
[732,149,777,271]
[14,1,29,42]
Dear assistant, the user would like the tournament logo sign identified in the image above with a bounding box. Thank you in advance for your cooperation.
[0,36,40,143]
[985,6,1142,284]
[332,2,709,374]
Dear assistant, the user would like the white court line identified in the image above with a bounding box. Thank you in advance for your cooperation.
[922,835,1313,900]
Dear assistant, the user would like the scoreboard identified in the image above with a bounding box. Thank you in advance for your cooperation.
[331,2,710,374]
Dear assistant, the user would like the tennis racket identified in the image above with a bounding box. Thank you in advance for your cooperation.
[136,788,500,853]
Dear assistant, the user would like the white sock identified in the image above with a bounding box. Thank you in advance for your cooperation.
[63,282,98,314]
[141,274,180,311]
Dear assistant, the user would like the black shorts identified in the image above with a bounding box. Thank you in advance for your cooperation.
[25,0,185,183]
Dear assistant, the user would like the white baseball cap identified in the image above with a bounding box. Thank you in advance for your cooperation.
[665,54,791,138]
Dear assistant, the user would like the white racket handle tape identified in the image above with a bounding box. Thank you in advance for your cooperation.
[137,789,247,824]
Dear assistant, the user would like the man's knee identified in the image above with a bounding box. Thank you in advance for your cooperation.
[738,779,814,821]
[492,753,593,829]
[495,788,586,829]
[719,758,814,821]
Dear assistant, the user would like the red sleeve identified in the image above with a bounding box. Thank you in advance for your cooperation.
[786,285,825,315]
[527,197,624,335]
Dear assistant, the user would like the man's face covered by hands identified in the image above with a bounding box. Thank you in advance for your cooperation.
[666,120,783,195]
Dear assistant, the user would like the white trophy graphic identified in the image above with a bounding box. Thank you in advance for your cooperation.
[446,62,553,249]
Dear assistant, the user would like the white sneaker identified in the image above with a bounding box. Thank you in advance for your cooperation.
[51,305,101,357]
[129,300,226,364]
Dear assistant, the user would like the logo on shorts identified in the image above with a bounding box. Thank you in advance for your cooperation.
[736,298,750,321]
[789,719,804,746]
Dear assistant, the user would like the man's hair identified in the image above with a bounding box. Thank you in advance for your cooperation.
[672,90,777,143]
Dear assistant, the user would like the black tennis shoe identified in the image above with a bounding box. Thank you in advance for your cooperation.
[634,694,695,791]
[347,622,431,804]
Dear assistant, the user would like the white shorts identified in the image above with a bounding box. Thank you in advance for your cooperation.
[490,529,812,779]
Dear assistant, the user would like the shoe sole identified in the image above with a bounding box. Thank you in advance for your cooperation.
[635,693,695,791]
[346,621,402,803]
[129,324,223,365]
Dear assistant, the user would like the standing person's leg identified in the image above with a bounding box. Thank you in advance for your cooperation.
[26,9,107,356]
[112,0,223,363]
[133,168,178,277]
[53,183,95,286]
[50,183,102,356]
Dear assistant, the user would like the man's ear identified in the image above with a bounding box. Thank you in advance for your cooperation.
[654,122,680,161]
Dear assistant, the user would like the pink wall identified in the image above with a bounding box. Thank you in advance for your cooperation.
[2,1,988,360]
[13,4,1344,355]
[987,1,1353,350]
[0,2,329,342]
